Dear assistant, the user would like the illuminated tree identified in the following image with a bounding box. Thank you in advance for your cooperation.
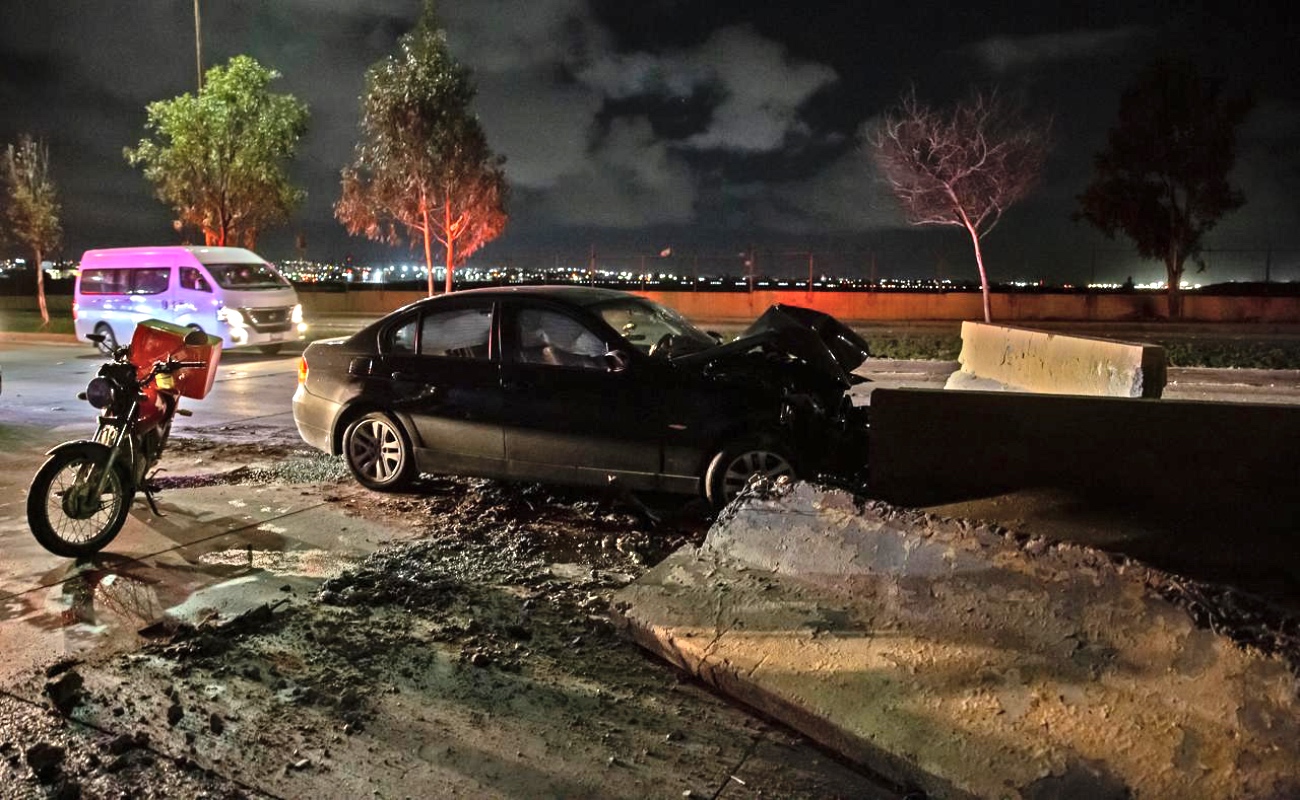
[1,135,62,327]
[125,55,309,248]
[336,2,507,295]
[1076,58,1253,319]
[873,89,1050,322]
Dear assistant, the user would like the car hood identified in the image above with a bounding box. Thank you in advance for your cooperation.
[676,304,871,388]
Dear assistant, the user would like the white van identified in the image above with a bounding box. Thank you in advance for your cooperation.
[74,246,306,354]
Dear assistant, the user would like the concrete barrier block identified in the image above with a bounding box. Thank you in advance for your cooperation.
[945,321,1166,398]
[616,483,1300,799]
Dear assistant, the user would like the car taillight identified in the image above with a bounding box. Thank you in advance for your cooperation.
[297,356,308,384]
[71,302,79,320]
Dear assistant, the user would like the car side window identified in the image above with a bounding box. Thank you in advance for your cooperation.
[419,307,493,359]
[391,318,417,354]
[516,309,606,369]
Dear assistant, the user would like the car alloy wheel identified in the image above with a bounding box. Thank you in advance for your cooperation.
[343,411,415,491]
[705,439,796,508]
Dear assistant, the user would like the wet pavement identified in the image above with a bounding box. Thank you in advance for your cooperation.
[3,331,1299,798]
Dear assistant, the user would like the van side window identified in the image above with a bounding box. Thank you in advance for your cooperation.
[131,268,170,295]
[78,268,115,294]
[77,267,170,295]
[180,267,211,292]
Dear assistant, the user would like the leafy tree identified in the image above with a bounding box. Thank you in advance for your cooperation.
[873,89,1050,323]
[336,3,507,295]
[1076,58,1253,319]
[2,135,62,327]
[125,55,309,248]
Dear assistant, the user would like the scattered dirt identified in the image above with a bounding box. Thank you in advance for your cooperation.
[7,429,1296,798]
[2,437,896,799]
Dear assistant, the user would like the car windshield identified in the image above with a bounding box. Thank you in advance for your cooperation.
[205,262,291,290]
[591,297,718,356]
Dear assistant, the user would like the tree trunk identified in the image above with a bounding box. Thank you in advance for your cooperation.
[1166,244,1184,320]
[1166,268,1183,319]
[965,222,993,323]
[34,247,49,327]
[421,196,435,297]
[444,201,455,295]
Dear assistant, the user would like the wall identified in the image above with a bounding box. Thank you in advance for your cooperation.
[7,289,1300,323]
[867,387,1300,595]
[295,288,1300,323]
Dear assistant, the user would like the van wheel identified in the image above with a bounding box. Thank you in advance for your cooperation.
[259,343,283,355]
[93,324,118,355]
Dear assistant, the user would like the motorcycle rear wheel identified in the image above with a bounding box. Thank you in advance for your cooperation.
[27,449,134,558]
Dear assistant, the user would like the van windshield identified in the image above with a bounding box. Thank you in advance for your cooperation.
[206,262,291,290]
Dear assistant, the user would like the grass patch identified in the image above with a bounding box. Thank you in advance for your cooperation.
[865,333,963,361]
[861,330,1300,370]
[0,309,75,335]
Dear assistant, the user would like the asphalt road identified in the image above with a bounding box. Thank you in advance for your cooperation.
[0,337,896,798]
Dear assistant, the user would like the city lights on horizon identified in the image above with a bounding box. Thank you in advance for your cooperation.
[0,256,1247,293]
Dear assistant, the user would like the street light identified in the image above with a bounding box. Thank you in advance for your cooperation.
[193,0,202,91]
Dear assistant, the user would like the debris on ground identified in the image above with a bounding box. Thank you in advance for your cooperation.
[2,438,889,799]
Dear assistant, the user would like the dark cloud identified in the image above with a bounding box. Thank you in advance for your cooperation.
[2,1,1298,284]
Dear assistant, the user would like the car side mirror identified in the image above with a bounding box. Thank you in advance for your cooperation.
[605,349,630,373]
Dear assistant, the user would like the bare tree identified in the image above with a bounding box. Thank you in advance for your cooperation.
[1,135,63,327]
[873,89,1050,322]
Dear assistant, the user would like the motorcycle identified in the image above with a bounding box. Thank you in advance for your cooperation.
[27,319,222,557]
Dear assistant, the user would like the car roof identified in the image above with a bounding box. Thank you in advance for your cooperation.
[416,285,641,308]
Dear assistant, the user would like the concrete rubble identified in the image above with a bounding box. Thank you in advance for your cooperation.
[614,481,1300,799]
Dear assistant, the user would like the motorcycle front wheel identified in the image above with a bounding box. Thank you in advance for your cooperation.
[27,449,134,557]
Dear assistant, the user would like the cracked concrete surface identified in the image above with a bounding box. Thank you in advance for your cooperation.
[615,482,1300,799]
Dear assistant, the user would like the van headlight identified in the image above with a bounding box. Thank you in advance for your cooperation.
[218,307,247,328]
[291,303,303,324]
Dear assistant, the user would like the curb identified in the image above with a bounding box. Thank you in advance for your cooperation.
[0,331,80,345]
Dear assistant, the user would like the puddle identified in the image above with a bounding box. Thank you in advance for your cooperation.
[195,548,360,577]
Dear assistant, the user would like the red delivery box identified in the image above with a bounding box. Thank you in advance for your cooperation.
[129,319,223,400]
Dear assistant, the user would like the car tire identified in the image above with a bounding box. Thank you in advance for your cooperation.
[343,411,416,491]
[259,343,283,355]
[704,437,796,509]
[93,323,118,355]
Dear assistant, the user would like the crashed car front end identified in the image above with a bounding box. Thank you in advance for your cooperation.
[673,303,873,487]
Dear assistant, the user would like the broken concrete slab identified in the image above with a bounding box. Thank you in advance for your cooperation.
[615,482,1300,800]
[945,321,1166,398]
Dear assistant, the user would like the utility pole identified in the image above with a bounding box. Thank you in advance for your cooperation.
[194,0,203,91]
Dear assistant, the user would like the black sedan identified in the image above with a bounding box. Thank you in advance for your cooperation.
[292,286,871,507]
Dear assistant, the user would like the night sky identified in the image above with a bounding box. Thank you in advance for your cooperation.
[2,0,1298,285]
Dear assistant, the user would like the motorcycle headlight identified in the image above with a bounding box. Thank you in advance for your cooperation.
[85,376,118,409]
